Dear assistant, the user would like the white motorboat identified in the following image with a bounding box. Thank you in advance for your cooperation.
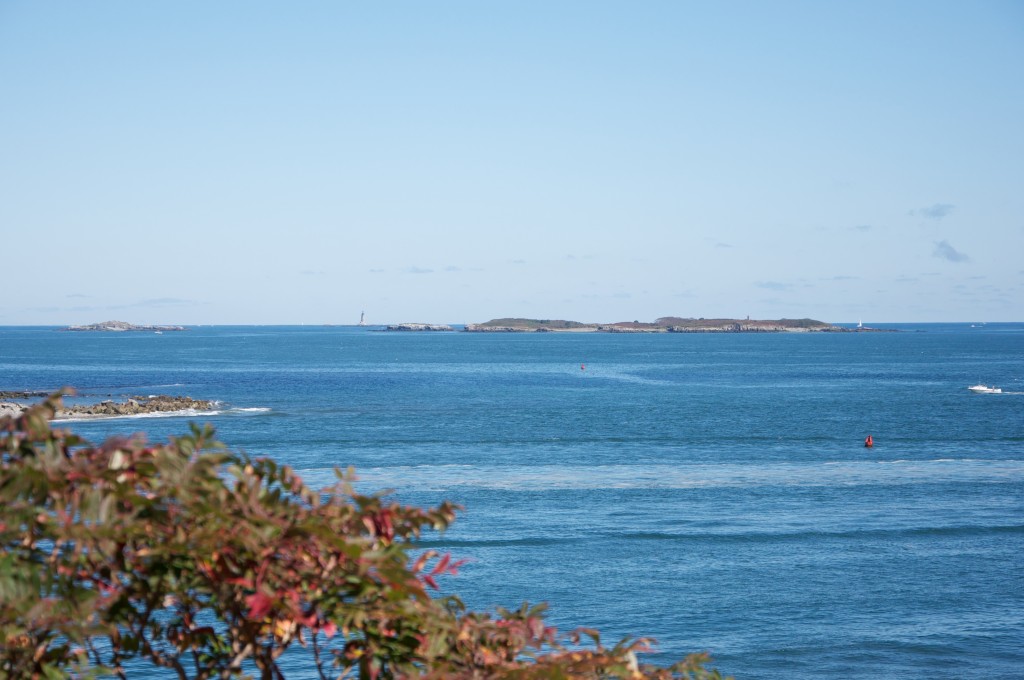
[968,384,1002,394]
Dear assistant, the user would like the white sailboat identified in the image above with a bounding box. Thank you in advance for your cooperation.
[358,311,366,326]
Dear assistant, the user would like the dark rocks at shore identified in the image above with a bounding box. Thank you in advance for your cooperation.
[63,320,186,332]
[0,390,50,400]
[0,394,216,420]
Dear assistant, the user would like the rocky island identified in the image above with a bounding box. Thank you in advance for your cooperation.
[464,317,853,333]
[384,323,455,332]
[0,392,216,420]
[63,320,186,332]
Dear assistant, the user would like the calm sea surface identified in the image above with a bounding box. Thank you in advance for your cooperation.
[2,324,1022,678]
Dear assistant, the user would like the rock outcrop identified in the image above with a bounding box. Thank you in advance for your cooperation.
[0,394,216,420]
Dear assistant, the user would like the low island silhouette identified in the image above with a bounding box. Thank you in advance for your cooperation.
[388,317,886,333]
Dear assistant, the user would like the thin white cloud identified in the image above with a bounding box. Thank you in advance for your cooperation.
[405,266,434,274]
[933,240,969,263]
[913,203,956,220]
[755,281,792,291]
[133,298,195,306]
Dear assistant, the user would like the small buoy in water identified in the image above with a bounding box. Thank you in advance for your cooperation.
[864,435,874,448]
[581,364,586,371]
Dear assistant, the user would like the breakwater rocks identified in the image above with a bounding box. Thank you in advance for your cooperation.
[385,323,454,331]
[63,320,186,332]
[0,394,216,420]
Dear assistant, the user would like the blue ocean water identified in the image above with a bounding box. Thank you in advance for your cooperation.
[2,324,1022,679]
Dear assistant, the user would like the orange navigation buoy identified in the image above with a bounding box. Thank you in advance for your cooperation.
[864,435,874,448]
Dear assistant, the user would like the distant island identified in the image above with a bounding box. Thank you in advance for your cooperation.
[461,317,869,333]
[63,320,186,332]
[385,323,455,332]
[379,317,889,333]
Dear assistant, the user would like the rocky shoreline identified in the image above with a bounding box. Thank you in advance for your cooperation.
[0,393,217,421]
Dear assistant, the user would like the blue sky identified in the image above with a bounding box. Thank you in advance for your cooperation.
[1,1,1022,325]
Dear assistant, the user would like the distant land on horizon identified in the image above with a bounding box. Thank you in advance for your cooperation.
[463,317,846,333]
[62,321,187,332]
[387,317,890,333]
[54,318,906,333]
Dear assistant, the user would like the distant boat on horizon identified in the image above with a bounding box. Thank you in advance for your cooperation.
[358,311,366,326]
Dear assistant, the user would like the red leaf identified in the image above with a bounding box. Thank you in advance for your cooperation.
[246,592,273,620]
[430,553,451,576]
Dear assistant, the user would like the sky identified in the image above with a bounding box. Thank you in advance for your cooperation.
[1,1,1022,325]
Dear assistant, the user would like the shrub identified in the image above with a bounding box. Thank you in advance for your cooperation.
[0,393,723,679]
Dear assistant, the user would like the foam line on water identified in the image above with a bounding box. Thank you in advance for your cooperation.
[294,459,1024,492]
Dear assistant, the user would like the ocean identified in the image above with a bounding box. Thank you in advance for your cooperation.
[2,323,1022,678]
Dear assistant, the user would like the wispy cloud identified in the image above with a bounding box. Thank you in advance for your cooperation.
[133,298,194,307]
[299,270,325,276]
[912,203,955,220]
[715,242,734,248]
[368,268,385,273]
[404,266,433,274]
[828,275,859,281]
[755,281,792,291]
[66,293,91,299]
[933,240,969,263]
[851,224,872,232]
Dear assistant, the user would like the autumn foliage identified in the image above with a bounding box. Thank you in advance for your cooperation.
[0,394,722,679]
